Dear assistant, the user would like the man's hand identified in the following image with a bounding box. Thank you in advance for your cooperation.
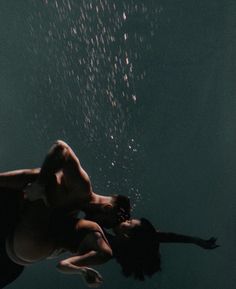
[198,237,219,249]
[82,268,103,288]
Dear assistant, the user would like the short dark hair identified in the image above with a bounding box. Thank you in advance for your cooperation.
[113,218,161,280]
[112,195,131,221]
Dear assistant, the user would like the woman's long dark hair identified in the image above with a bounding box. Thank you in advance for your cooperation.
[108,218,161,280]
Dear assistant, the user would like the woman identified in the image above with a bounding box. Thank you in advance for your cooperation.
[3,201,219,288]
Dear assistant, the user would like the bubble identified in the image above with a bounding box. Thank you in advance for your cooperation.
[132,95,137,102]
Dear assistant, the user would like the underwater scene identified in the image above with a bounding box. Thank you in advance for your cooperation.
[0,1,235,289]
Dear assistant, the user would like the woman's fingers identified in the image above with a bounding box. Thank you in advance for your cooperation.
[206,237,220,249]
[83,268,103,288]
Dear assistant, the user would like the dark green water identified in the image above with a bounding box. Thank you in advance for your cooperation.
[0,1,235,288]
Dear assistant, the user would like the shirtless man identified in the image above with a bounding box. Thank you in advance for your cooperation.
[0,141,219,288]
[0,141,130,288]
[0,140,130,228]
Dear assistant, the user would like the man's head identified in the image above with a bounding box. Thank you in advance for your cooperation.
[111,194,131,221]
[85,194,131,229]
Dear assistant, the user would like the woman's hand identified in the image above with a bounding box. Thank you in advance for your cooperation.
[198,237,219,249]
[82,267,103,288]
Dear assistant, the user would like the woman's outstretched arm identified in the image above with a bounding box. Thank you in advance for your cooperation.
[156,231,219,249]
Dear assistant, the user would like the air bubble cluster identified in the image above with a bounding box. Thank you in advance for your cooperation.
[26,0,161,204]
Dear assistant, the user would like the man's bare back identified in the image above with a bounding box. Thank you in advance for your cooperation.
[0,140,130,228]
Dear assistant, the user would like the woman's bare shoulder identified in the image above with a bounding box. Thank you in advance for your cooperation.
[75,219,102,232]
[75,219,108,252]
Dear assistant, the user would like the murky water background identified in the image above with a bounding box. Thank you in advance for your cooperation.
[0,1,235,288]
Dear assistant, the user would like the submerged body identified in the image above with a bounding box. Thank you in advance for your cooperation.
[5,204,112,287]
[0,140,130,228]
[3,204,218,288]
[0,140,219,288]
[0,141,130,287]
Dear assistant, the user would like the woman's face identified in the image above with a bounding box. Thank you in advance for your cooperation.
[114,219,141,235]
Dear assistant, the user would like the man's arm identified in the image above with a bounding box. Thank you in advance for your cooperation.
[37,140,91,190]
[25,140,92,206]
[0,168,40,190]
[156,232,219,249]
